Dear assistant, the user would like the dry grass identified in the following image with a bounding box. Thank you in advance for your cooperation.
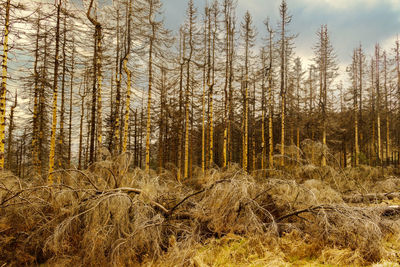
[1,152,400,266]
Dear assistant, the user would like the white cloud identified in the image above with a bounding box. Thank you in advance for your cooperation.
[297,0,400,11]
[381,34,398,51]
[387,0,400,11]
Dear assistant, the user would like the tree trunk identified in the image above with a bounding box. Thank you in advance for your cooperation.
[0,0,10,169]
[58,12,67,168]
[261,50,266,173]
[122,58,131,153]
[68,40,75,167]
[145,37,153,173]
[376,45,382,164]
[6,94,16,170]
[48,2,61,184]
[32,15,41,174]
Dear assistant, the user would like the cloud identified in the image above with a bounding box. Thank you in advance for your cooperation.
[380,33,399,53]
[297,0,399,11]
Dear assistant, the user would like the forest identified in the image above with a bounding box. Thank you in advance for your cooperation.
[2,0,400,266]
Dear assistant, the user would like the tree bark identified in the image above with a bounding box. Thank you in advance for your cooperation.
[48,2,61,184]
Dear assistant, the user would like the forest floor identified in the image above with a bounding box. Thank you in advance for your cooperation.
[1,154,400,266]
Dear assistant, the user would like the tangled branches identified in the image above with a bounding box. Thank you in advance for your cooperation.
[1,155,400,266]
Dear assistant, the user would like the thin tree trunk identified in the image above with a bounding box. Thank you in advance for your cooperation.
[353,50,359,166]
[261,49,266,173]
[111,7,121,155]
[208,10,215,168]
[122,0,132,153]
[0,0,10,169]
[252,79,256,171]
[38,40,48,175]
[87,0,103,163]
[177,31,185,181]
[376,45,382,164]
[184,5,195,179]
[228,20,234,167]
[222,6,230,169]
[267,25,274,170]
[280,5,286,168]
[78,85,85,169]
[134,109,138,166]
[96,26,103,161]
[158,67,165,172]
[48,2,61,183]
[201,22,206,173]
[122,58,131,153]
[145,2,156,173]
[68,40,75,167]
[58,12,67,168]
[184,52,191,179]
[6,94,16,170]
[281,94,285,167]
[139,107,144,168]
[32,15,41,174]
[145,37,153,173]
[384,52,390,164]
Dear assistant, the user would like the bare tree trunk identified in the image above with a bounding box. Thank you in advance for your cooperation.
[87,0,103,163]
[383,52,390,164]
[261,49,266,173]
[252,79,256,171]
[145,36,153,173]
[0,0,10,170]
[184,3,195,179]
[111,7,121,155]
[222,2,231,169]
[58,11,67,168]
[122,58,131,153]
[68,40,75,167]
[32,15,41,174]
[177,30,185,180]
[201,16,207,173]
[376,45,382,164]
[6,94,16,170]
[352,50,359,166]
[158,67,165,172]
[48,2,61,184]
[279,3,287,168]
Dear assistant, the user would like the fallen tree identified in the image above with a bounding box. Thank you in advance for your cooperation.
[343,192,400,204]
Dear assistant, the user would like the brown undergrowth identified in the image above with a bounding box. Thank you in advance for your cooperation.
[1,152,400,266]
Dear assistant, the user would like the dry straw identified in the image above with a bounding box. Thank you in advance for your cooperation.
[1,150,400,266]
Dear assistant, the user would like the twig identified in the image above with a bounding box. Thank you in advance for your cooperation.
[0,185,50,206]
[343,192,400,203]
[104,187,169,214]
[277,205,335,222]
[91,162,118,188]
[48,169,99,190]
[168,179,231,215]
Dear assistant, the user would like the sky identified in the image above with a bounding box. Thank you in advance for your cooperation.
[162,0,400,80]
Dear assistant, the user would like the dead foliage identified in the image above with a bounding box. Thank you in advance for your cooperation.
[1,153,400,266]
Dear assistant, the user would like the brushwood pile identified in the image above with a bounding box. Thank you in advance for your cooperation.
[1,153,400,266]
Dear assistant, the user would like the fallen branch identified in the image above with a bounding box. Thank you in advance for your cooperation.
[48,169,99,190]
[168,179,231,215]
[99,187,170,214]
[380,205,400,217]
[343,192,400,203]
[276,205,335,222]
[277,204,400,224]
